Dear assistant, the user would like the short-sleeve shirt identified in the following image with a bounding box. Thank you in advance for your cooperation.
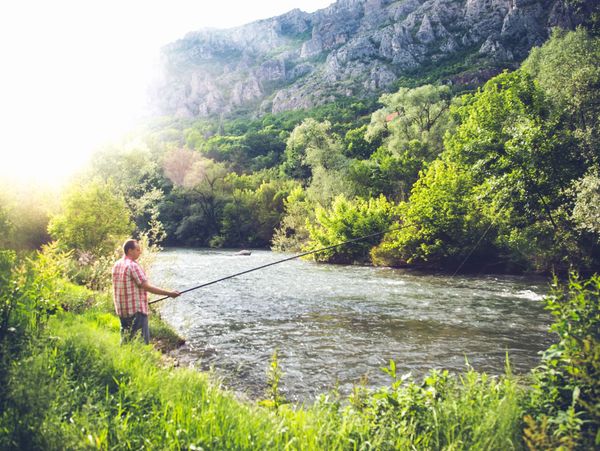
[112,256,148,317]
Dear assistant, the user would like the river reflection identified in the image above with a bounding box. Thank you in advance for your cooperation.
[151,249,554,402]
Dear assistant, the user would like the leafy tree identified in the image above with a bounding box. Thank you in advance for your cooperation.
[218,179,292,247]
[565,1,600,36]
[344,125,379,159]
[443,69,590,271]
[349,145,419,202]
[571,170,600,238]
[366,84,452,147]
[522,27,600,167]
[160,157,229,246]
[48,180,134,257]
[282,118,355,207]
[371,160,493,269]
[89,146,165,236]
[281,118,338,181]
[239,127,287,171]
[0,183,56,251]
[307,195,398,264]
[271,187,314,252]
[360,84,454,201]
[162,147,203,188]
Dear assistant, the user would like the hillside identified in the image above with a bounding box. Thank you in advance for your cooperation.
[152,0,587,118]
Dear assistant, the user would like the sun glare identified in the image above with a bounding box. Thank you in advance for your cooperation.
[0,1,333,187]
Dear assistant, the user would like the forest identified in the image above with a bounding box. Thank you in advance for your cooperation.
[0,27,599,449]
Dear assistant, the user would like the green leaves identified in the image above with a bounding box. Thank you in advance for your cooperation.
[527,274,600,448]
[306,195,398,264]
[48,179,134,258]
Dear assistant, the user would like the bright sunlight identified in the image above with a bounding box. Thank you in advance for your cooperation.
[0,0,332,186]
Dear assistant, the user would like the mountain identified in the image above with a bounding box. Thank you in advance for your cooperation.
[152,0,587,119]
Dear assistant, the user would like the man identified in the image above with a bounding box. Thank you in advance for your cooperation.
[112,239,180,344]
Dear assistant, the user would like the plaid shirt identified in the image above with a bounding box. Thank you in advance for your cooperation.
[112,256,148,317]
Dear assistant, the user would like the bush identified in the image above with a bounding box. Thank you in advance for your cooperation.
[307,195,399,264]
[525,273,600,449]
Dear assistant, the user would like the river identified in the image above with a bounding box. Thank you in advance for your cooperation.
[151,248,554,402]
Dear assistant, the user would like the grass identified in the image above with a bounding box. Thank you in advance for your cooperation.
[0,307,530,450]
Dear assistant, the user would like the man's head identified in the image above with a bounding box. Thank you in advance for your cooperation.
[123,239,142,260]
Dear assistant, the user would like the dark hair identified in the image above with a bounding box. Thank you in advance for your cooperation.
[123,239,138,255]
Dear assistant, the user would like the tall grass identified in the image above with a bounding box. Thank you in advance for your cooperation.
[0,309,527,450]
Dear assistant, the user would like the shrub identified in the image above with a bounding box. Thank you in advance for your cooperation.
[525,273,600,449]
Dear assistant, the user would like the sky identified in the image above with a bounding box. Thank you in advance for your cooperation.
[0,0,334,186]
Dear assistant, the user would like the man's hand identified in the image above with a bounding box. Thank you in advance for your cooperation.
[141,281,181,298]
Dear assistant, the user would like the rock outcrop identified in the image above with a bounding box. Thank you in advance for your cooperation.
[151,0,589,118]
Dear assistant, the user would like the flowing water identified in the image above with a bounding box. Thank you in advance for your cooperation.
[151,248,554,402]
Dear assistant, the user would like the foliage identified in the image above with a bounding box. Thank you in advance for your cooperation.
[48,179,134,258]
[159,154,229,246]
[525,274,600,450]
[0,306,528,450]
[217,176,294,248]
[522,27,600,168]
[281,118,338,181]
[307,195,398,264]
[571,170,600,239]
[340,362,523,449]
[0,202,12,249]
[564,1,600,37]
[362,84,455,201]
[445,66,594,271]
[377,49,598,272]
[0,183,54,250]
[271,186,314,252]
[198,127,287,172]
[372,160,495,269]
[281,118,356,208]
[89,145,166,235]
[343,124,380,159]
[259,349,288,410]
[366,84,452,148]
[0,243,88,410]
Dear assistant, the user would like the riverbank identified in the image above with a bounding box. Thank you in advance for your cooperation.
[1,246,597,449]
[1,307,527,450]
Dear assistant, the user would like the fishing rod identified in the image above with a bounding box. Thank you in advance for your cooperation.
[149,225,404,305]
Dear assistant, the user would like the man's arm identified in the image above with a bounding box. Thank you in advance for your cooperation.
[141,281,180,298]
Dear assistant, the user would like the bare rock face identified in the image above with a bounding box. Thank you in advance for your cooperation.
[152,0,590,118]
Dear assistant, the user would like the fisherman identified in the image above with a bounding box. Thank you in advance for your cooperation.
[112,239,180,344]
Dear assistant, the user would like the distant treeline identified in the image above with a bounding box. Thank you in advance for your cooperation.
[2,27,599,274]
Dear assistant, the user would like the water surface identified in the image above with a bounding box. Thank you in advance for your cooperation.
[151,249,554,402]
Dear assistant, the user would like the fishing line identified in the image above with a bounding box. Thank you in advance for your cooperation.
[149,224,406,305]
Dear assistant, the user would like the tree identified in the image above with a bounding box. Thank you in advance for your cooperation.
[281,118,355,207]
[344,125,379,159]
[571,170,600,238]
[218,179,292,247]
[271,186,314,252]
[371,160,493,269]
[361,84,454,201]
[48,180,134,257]
[89,145,165,237]
[160,156,229,246]
[281,118,338,181]
[307,195,398,264]
[522,27,600,167]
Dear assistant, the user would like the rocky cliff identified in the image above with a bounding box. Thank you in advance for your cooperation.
[152,0,586,118]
